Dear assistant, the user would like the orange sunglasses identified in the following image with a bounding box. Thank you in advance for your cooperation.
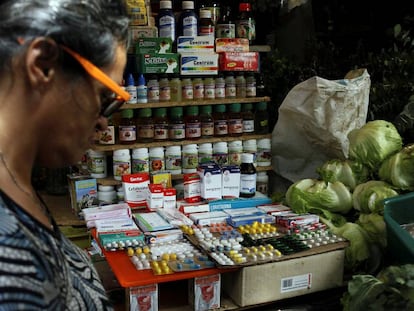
[60,45,130,117]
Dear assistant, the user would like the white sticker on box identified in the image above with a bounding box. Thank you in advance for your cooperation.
[280,273,312,293]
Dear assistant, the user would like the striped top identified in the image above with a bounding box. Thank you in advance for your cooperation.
[0,191,113,311]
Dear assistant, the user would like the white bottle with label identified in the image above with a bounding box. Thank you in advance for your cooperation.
[182,144,199,173]
[256,138,271,167]
[87,149,107,178]
[113,149,131,181]
[149,147,165,173]
[165,145,182,175]
[256,171,269,196]
[132,148,149,173]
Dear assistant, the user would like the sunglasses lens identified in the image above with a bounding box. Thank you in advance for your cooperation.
[101,99,124,117]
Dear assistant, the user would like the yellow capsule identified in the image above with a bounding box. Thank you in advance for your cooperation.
[161,253,170,261]
[251,246,258,253]
[153,267,162,275]
[143,246,150,254]
[266,244,274,250]
[127,247,135,257]
[169,253,177,261]
[135,247,142,255]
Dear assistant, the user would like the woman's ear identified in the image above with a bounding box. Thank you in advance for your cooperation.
[25,37,59,87]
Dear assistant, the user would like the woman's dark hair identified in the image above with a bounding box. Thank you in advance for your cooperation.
[0,0,129,72]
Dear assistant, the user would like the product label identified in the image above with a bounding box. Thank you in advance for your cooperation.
[214,120,228,136]
[204,82,215,99]
[159,15,176,40]
[185,122,201,138]
[148,85,160,102]
[215,81,225,98]
[228,151,242,165]
[228,118,243,134]
[201,122,214,137]
[168,124,185,139]
[213,152,228,166]
[165,153,182,173]
[132,158,149,173]
[280,273,312,293]
[225,84,236,98]
[149,157,165,172]
[243,120,255,133]
[138,124,154,139]
[182,16,198,36]
[113,160,131,181]
[154,124,168,140]
[182,153,199,170]
[159,85,171,101]
[193,82,204,100]
[240,173,257,195]
[257,148,272,166]
[182,84,194,100]
[119,125,137,142]
[236,19,256,41]
[98,126,115,144]
[216,24,236,38]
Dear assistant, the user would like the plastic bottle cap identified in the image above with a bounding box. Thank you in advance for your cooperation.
[201,105,212,114]
[198,143,213,150]
[257,138,271,148]
[166,145,181,153]
[242,103,253,111]
[121,109,134,118]
[229,103,241,112]
[160,0,172,9]
[138,74,146,86]
[256,102,267,111]
[154,107,167,117]
[241,153,254,163]
[200,9,211,18]
[138,108,152,117]
[182,1,194,10]
[99,185,115,192]
[170,106,183,117]
[186,105,199,116]
[214,104,226,113]
[127,73,135,86]
[228,140,243,148]
[132,148,149,155]
[113,149,130,157]
[183,144,198,152]
[149,147,164,155]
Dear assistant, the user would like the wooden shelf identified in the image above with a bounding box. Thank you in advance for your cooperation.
[97,165,274,186]
[119,96,271,110]
[94,133,272,152]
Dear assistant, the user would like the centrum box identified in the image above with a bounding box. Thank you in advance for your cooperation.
[136,52,179,74]
[180,53,219,76]
[177,36,215,53]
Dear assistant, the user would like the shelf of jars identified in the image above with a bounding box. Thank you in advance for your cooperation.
[96,165,273,186]
[93,133,272,152]
[119,96,271,110]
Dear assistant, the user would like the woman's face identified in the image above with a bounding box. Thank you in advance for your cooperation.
[37,44,127,167]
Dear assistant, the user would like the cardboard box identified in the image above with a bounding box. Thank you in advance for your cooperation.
[180,53,219,75]
[67,174,98,217]
[218,52,259,71]
[129,284,158,311]
[197,162,222,200]
[135,37,173,54]
[222,250,345,307]
[177,36,215,53]
[136,52,179,74]
[128,26,158,53]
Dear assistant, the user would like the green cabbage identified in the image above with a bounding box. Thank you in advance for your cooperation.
[356,213,387,248]
[318,159,371,191]
[378,144,414,190]
[285,178,353,215]
[352,180,399,214]
[348,120,403,170]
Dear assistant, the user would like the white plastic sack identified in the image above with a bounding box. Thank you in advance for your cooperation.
[272,69,371,182]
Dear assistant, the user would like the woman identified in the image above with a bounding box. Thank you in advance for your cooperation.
[0,0,130,309]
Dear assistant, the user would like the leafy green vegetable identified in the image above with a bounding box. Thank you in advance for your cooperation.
[352,180,399,214]
[378,143,414,191]
[348,120,403,170]
[356,213,387,248]
[317,159,371,191]
[342,264,414,311]
[285,179,353,215]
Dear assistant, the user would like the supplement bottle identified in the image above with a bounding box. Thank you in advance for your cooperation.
[132,148,150,173]
[136,74,148,104]
[198,142,213,164]
[165,145,182,175]
[227,103,243,137]
[200,105,214,138]
[159,74,171,102]
[168,106,185,141]
[170,74,182,102]
[193,77,204,100]
[199,0,220,25]
[256,72,266,97]
[87,149,107,178]
[215,4,235,38]
[225,72,236,99]
[236,2,256,44]
[126,73,137,104]
[98,185,117,206]
[185,105,201,140]
[149,147,165,173]
[181,77,194,101]
[199,9,214,37]
[118,109,137,144]
[136,108,154,142]
[241,103,255,134]
[257,138,271,167]
[245,72,256,98]
[243,139,257,167]
[213,104,228,137]
[147,75,160,103]
[228,140,243,165]
[153,107,169,141]
[240,153,256,198]
[178,1,198,37]
[204,76,215,100]
[213,141,228,166]
[235,72,246,98]
[113,149,131,181]
[182,144,199,173]
[157,0,176,43]
[255,101,269,134]
[215,73,226,99]
[256,171,269,196]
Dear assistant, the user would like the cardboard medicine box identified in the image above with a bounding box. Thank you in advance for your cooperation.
[188,274,221,311]
[135,37,173,54]
[197,162,222,200]
[129,284,158,311]
[136,52,179,74]
[67,174,98,217]
[219,51,259,71]
[180,53,219,76]
[222,249,345,307]
[177,36,215,53]
[221,165,240,198]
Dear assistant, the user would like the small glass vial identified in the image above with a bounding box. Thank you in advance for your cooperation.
[213,104,228,137]
[118,109,137,145]
[215,73,226,99]
[185,105,201,140]
[235,72,246,98]
[159,74,171,102]
[170,74,182,102]
[225,72,236,98]
[193,77,204,100]
[168,106,185,141]
[240,153,256,198]
[136,108,154,142]
[153,107,169,141]
[227,103,243,136]
[246,72,256,98]
[200,105,214,138]
[242,103,255,134]
[204,76,215,100]
[147,75,160,103]
[182,77,194,101]
[199,9,215,37]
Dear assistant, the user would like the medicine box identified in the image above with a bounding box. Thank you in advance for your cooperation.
[136,52,179,74]
[221,165,240,199]
[180,53,219,76]
[129,284,158,311]
[222,249,345,307]
[177,36,215,53]
[67,174,98,218]
[219,52,259,71]
[128,25,158,53]
[135,37,173,54]
[189,274,221,311]
[197,162,222,200]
